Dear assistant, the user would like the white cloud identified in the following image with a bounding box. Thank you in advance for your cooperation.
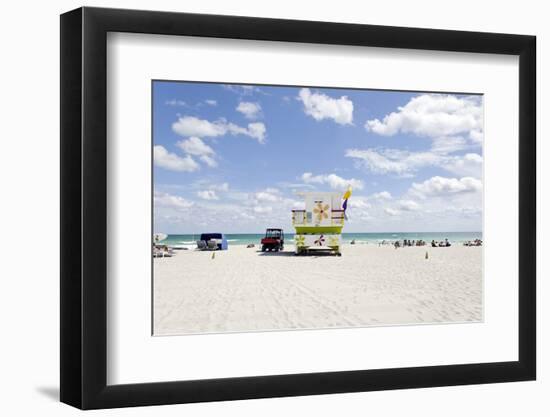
[172,116,226,138]
[350,94,483,181]
[431,136,468,154]
[176,137,218,168]
[346,148,483,178]
[277,182,315,190]
[210,182,229,192]
[345,148,441,177]
[365,94,482,140]
[153,145,200,172]
[297,88,354,125]
[245,122,267,143]
[410,176,482,197]
[255,191,280,202]
[289,199,305,209]
[166,99,218,108]
[197,190,219,200]
[223,85,264,96]
[253,206,272,214]
[351,197,372,209]
[246,188,282,208]
[371,191,392,200]
[172,116,267,143]
[191,181,230,193]
[385,208,400,216]
[236,102,262,119]
[469,129,483,143]
[176,137,214,157]
[443,153,483,177]
[301,172,364,190]
[154,191,194,209]
[398,199,421,211]
[165,99,187,107]
[199,155,218,168]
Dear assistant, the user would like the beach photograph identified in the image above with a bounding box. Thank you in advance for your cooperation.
[152,81,483,336]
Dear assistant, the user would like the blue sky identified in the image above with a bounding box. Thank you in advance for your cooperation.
[153,81,483,234]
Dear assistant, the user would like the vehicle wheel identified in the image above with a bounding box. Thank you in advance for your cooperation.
[261,245,266,252]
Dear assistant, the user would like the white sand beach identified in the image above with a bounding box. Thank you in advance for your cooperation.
[153,244,482,335]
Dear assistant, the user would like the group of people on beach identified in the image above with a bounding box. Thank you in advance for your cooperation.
[431,239,451,248]
[463,238,483,247]
[393,239,427,248]
[153,244,175,258]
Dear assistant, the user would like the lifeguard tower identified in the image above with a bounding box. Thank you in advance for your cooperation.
[291,191,347,256]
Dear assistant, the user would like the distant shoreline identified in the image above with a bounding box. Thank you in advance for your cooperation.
[160,232,483,247]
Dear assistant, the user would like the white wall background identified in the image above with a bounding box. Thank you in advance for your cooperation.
[0,0,545,415]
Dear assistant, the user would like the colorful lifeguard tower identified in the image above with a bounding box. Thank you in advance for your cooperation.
[291,190,349,256]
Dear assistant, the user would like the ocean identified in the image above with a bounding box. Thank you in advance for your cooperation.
[162,232,482,248]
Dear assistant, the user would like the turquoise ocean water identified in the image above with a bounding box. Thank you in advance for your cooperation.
[162,232,482,247]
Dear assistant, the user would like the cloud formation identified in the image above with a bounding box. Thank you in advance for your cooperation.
[172,116,267,143]
[346,148,482,178]
[197,190,219,200]
[385,208,400,216]
[443,153,483,177]
[177,136,214,157]
[236,101,262,119]
[365,94,482,140]
[255,189,281,202]
[398,199,421,211]
[301,172,364,190]
[410,176,482,197]
[154,191,194,209]
[223,85,265,96]
[176,137,218,168]
[298,88,354,125]
[153,145,200,172]
[371,191,392,200]
[345,148,441,177]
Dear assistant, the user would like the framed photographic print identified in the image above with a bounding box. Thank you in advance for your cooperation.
[60,6,536,409]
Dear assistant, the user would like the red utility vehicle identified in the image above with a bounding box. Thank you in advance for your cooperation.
[261,228,284,252]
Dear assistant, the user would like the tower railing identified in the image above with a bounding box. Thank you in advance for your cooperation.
[292,209,344,226]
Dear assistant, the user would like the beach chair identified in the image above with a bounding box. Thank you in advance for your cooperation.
[196,240,207,250]
[207,240,218,250]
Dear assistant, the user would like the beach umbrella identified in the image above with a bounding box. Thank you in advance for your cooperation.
[153,233,168,243]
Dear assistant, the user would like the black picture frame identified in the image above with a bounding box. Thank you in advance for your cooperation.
[60,6,536,410]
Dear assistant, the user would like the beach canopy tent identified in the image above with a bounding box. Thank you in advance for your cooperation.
[198,233,228,250]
